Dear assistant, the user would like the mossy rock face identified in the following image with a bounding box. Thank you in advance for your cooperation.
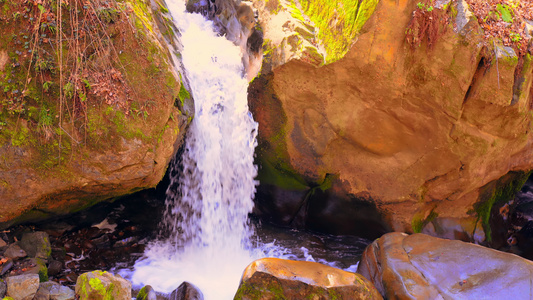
[0,0,189,227]
[255,0,379,72]
[250,0,533,241]
[75,270,131,300]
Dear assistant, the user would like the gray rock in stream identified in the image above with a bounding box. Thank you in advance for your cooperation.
[136,285,157,300]
[170,282,204,300]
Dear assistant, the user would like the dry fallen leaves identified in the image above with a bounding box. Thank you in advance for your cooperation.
[465,0,532,55]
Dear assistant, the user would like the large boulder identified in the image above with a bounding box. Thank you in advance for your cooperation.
[234,257,382,299]
[358,232,533,299]
[250,0,533,241]
[0,0,189,228]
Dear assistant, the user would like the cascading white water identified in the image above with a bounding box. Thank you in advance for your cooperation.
[128,1,261,298]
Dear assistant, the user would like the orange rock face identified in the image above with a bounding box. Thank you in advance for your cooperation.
[250,0,533,240]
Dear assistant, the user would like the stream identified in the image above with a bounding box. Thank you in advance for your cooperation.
[116,0,368,298]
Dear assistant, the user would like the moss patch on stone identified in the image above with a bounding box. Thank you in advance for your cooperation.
[474,171,531,242]
[295,0,379,63]
[411,208,438,233]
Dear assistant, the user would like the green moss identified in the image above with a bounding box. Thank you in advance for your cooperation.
[89,277,107,297]
[178,81,190,105]
[296,0,379,63]
[10,125,30,146]
[129,0,155,34]
[412,209,438,233]
[234,281,263,299]
[258,158,308,191]
[42,236,51,258]
[136,286,149,300]
[475,171,531,242]
[38,260,48,282]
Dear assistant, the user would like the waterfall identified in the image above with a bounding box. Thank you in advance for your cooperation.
[128,1,260,298]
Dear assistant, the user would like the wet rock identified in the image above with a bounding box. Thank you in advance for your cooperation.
[36,281,75,300]
[137,285,157,300]
[5,273,40,300]
[357,232,533,299]
[170,282,203,300]
[4,244,27,260]
[19,231,52,261]
[508,220,533,260]
[186,0,262,81]
[235,258,382,299]
[75,270,131,300]
[47,260,63,277]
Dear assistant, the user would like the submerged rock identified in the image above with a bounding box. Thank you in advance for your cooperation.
[75,270,131,300]
[358,232,533,299]
[234,257,382,299]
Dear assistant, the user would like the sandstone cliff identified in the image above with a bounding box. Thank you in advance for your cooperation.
[250,0,533,242]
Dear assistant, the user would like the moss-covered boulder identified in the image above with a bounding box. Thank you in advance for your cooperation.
[235,257,382,299]
[0,0,190,227]
[250,0,533,242]
[75,270,131,300]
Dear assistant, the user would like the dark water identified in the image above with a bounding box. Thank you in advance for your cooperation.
[10,187,370,289]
